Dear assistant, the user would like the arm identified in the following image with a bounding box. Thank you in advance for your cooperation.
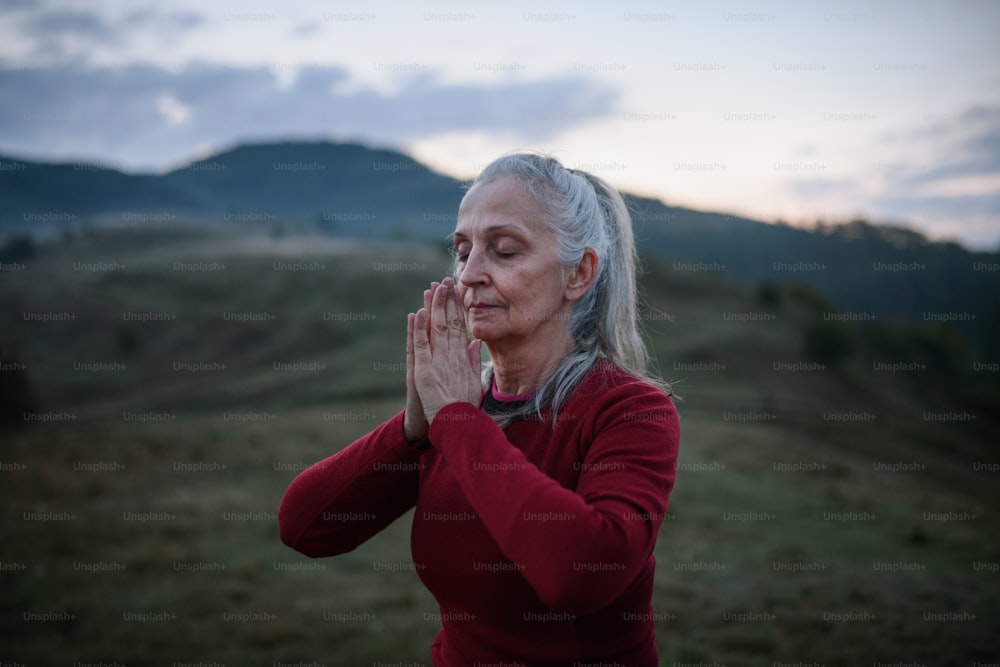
[280,282,441,557]
[278,410,423,558]
[428,382,679,614]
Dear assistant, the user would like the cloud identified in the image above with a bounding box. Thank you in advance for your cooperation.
[771,103,1000,248]
[290,21,321,38]
[0,63,618,170]
[1,3,206,66]
[882,105,1000,196]
[120,7,204,31]
[784,178,859,200]
[909,110,1000,184]
[27,8,118,41]
[868,103,1000,247]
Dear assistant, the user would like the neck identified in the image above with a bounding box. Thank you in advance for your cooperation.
[486,331,574,397]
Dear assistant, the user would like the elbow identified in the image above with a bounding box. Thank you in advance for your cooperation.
[278,498,317,557]
[278,520,326,559]
[533,570,621,615]
[278,509,306,554]
[278,503,351,559]
[285,541,325,559]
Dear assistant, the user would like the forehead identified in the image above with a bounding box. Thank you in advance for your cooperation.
[455,176,550,237]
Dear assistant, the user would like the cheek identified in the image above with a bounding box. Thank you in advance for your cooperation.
[522,265,563,300]
[508,271,560,320]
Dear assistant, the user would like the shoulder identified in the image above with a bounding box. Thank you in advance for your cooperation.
[569,359,678,430]
[556,360,679,473]
[576,359,674,403]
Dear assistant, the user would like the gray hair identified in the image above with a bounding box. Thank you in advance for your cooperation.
[456,152,669,427]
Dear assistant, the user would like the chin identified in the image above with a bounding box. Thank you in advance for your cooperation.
[469,325,491,340]
[468,323,501,342]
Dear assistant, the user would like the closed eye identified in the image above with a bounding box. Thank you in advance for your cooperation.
[454,248,515,262]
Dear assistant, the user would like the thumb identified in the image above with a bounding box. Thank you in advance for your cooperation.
[467,338,482,374]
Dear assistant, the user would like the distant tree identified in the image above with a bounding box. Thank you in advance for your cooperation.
[0,235,36,263]
[914,324,970,377]
[804,321,856,367]
[0,346,39,429]
[866,322,970,377]
[755,281,782,309]
[786,281,834,313]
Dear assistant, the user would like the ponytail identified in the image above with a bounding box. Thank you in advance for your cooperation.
[461,153,668,427]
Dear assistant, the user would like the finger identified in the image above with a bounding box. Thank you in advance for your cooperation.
[406,314,420,405]
[413,307,431,361]
[445,279,466,336]
[425,282,439,312]
[406,313,415,371]
[430,281,450,340]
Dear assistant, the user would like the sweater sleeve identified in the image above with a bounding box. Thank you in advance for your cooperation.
[427,382,679,614]
[278,410,423,558]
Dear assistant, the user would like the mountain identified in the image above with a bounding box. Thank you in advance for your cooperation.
[1,140,997,352]
[624,196,999,352]
[160,142,467,235]
[0,141,465,241]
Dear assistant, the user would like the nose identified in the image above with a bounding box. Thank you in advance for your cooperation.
[458,245,489,288]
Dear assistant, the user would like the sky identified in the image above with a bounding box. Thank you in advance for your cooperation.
[1,0,998,250]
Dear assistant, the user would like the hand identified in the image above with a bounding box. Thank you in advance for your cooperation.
[412,277,483,426]
[403,282,437,444]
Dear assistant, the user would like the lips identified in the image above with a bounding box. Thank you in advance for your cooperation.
[467,302,501,313]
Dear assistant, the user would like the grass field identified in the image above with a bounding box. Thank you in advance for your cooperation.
[1,224,998,665]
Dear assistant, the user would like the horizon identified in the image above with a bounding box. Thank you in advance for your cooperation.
[4,135,988,253]
[1,0,998,249]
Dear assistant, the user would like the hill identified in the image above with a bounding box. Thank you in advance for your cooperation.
[0,141,464,241]
[1,141,997,352]
[625,196,998,352]
[0,224,996,663]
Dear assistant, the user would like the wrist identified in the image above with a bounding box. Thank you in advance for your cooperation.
[402,413,429,449]
[427,401,475,429]
[406,436,430,451]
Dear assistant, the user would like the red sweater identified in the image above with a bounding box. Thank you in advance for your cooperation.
[279,360,680,666]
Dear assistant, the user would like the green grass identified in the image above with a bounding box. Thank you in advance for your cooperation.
[1,224,997,665]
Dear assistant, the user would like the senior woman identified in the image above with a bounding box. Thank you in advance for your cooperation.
[279,153,680,666]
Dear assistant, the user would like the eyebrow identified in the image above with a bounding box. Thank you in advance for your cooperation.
[452,224,529,241]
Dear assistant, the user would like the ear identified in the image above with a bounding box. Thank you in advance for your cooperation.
[564,248,598,302]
